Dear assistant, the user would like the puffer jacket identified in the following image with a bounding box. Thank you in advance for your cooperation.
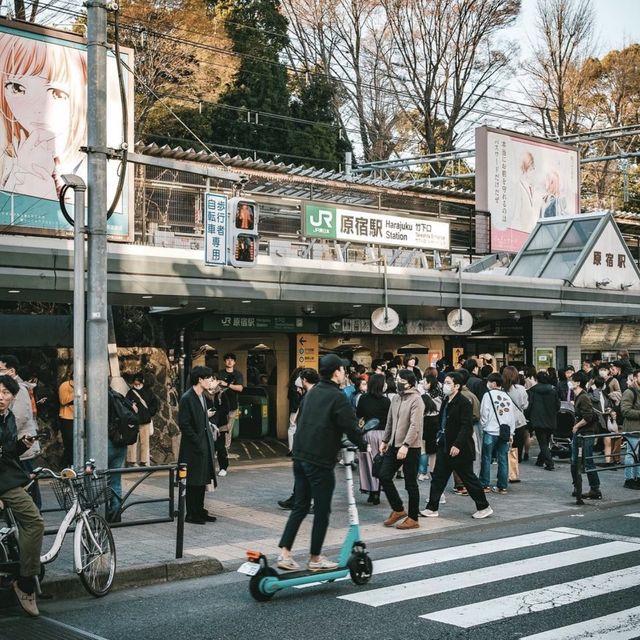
[383,388,425,449]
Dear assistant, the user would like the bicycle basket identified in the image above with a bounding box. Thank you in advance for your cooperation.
[51,474,110,511]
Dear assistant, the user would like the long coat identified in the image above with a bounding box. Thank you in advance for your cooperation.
[178,388,216,487]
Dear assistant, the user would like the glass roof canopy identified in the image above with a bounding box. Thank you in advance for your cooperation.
[507,214,608,280]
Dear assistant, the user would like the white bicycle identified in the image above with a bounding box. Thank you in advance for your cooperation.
[0,462,116,597]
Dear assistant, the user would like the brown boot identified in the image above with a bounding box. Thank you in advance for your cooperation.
[383,510,407,527]
[396,517,419,530]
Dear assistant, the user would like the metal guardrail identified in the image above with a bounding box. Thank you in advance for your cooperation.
[574,431,640,505]
[41,464,177,535]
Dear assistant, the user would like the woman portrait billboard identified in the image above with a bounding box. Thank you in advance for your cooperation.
[0,24,133,237]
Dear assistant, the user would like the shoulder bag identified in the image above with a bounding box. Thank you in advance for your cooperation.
[489,391,512,442]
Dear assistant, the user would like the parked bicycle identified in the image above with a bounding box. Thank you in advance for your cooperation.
[0,461,116,597]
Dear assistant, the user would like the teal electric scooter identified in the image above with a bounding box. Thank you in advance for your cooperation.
[238,444,373,601]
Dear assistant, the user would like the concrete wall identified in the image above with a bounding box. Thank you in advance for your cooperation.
[531,317,582,370]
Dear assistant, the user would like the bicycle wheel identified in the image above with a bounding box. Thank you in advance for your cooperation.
[76,512,116,597]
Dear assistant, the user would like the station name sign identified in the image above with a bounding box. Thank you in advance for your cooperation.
[303,203,450,250]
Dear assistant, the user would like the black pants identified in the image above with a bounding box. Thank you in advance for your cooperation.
[59,418,74,467]
[426,443,489,512]
[215,436,228,471]
[535,429,554,469]
[513,426,528,461]
[185,484,206,519]
[379,447,420,520]
[279,460,335,556]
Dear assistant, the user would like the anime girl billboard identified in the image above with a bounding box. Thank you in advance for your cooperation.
[0,23,133,237]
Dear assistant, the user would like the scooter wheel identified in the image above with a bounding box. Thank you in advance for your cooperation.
[249,567,278,602]
[348,552,373,585]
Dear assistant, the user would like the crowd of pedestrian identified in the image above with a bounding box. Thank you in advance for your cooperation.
[274,347,640,569]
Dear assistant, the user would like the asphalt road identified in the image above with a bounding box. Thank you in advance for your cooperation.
[3,502,640,640]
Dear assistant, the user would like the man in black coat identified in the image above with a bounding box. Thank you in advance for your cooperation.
[277,354,366,572]
[0,374,44,616]
[178,366,217,524]
[420,371,492,519]
[528,371,561,470]
[463,358,487,402]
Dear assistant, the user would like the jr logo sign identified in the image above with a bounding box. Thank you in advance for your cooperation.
[304,204,336,238]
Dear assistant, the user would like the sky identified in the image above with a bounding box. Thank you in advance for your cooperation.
[515,0,640,56]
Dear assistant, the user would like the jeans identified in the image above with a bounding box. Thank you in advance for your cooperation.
[624,435,639,481]
[214,435,229,471]
[418,452,428,475]
[570,435,600,490]
[279,460,335,556]
[479,432,509,490]
[107,440,127,517]
[535,430,554,469]
[426,442,489,512]
[379,447,420,520]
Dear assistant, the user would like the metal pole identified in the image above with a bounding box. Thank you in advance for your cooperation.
[383,256,388,323]
[175,463,187,559]
[458,262,463,324]
[72,180,87,469]
[86,1,109,469]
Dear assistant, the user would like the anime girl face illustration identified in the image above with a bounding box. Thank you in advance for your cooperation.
[0,33,87,200]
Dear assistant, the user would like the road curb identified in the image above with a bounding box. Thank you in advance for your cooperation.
[0,555,223,606]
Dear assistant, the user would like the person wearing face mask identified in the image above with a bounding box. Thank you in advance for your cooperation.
[379,370,425,530]
[420,372,492,519]
[126,372,159,467]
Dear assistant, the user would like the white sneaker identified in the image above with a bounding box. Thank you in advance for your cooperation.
[277,556,300,571]
[218,469,227,477]
[420,508,439,517]
[472,506,494,519]
[439,494,446,505]
[418,473,428,481]
[307,556,339,572]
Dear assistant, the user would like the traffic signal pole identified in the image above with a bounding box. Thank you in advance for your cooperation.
[85,0,109,469]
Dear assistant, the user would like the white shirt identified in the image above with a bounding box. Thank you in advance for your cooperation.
[480,388,517,436]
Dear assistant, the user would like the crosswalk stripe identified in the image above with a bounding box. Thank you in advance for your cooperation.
[624,513,640,518]
[551,526,640,544]
[297,529,577,589]
[339,541,638,607]
[422,565,640,629]
[519,604,640,640]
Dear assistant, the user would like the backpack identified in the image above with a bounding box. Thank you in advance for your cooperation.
[108,388,140,447]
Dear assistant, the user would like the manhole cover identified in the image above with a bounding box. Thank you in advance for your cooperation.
[0,615,108,640]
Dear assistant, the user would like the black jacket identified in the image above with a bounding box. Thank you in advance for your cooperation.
[356,394,391,429]
[527,383,561,432]
[293,379,366,469]
[126,386,158,424]
[439,392,475,461]
[466,374,487,402]
[178,388,216,486]
[0,409,29,494]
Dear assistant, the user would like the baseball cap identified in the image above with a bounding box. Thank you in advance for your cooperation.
[319,354,349,378]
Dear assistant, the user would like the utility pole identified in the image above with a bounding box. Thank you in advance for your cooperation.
[85,0,109,469]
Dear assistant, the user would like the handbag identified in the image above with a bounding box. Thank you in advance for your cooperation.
[489,391,512,442]
[508,447,520,482]
[362,418,380,432]
[371,453,384,478]
[131,389,154,435]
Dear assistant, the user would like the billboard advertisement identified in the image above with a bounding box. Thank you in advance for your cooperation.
[0,22,134,238]
[303,203,450,250]
[475,127,580,252]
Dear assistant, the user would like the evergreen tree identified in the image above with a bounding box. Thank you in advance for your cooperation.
[209,0,291,158]
[287,72,351,170]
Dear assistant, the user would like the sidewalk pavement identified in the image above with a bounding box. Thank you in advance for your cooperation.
[27,442,640,599]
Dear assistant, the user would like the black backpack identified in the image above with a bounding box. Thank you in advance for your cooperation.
[108,388,140,447]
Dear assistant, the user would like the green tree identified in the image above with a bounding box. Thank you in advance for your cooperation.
[287,72,351,169]
[208,0,292,158]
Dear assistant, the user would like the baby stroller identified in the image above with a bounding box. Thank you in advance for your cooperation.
[551,401,574,459]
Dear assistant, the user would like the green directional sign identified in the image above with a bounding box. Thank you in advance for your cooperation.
[303,204,337,239]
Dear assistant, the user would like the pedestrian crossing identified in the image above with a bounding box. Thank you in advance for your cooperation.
[336,522,640,637]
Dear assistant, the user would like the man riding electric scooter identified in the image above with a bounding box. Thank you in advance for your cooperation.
[277,355,367,572]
